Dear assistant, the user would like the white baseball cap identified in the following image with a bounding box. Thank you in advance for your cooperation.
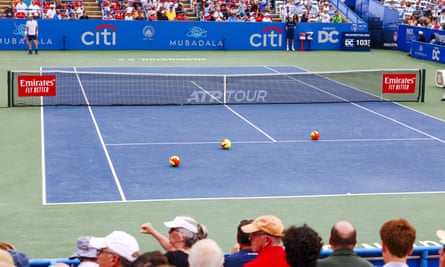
[90,231,140,262]
[164,216,198,234]
[437,229,445,241]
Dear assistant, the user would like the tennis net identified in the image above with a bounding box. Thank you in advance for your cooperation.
[8,68,425,107]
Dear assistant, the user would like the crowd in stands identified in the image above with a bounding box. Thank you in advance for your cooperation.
[0,216,443,267]
[94,0,345,22]
[3,0,88,19]
[99,0,188,21]
[1,0,345,23]
[97,0,346,22]
[279,0,345,22]
[382,0,445,29]
[1,0,442,25]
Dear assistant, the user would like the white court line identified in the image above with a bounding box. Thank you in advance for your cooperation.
[43,66,445,205]
[41,66,47,204]
[105,137,433,146]
[43,190,445,206]
[263,66,445,144]
[349,102,445,144]
[190,80,277,142]
[73,67,127,202]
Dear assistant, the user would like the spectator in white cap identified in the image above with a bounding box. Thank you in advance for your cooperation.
[90,231,140,267]
[418,31,427,42]
[69,236,98,267]
[140,216,208,267]
[436,229,445,267]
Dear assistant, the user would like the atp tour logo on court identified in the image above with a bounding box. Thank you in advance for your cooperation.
[381,73,416,94]
[249,26,283,48]
[186,90,268,104]
[17,75,56,97]
[81,24,117,46]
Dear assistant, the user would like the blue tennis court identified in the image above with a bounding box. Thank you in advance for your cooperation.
[41,66,445,204]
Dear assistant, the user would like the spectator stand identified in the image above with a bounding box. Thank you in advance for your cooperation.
[9,0,85,19]
[28,246,441,267]
[274,0,364,24]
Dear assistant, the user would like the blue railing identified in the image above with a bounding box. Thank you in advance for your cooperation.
[320,246,441,267]
[29,246,441,267]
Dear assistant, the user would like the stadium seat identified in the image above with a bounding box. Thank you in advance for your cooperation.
[175,13,185,20]
[435,70,445,87]
[114,11,124,19]
[15,11,26,18]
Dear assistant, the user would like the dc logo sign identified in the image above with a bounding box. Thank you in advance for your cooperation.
[318,31,339,43]
[432,47,440,61]
[344,39,354,47]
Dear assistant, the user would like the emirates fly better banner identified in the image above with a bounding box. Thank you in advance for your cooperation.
[381,73,417,94]
[18,75,57,97]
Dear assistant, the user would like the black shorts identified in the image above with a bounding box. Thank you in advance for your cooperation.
[27,35,37,41]
[286,30,295,40]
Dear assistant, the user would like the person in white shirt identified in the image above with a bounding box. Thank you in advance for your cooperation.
[24,14,38,54]
[45,4,56,19]
[379,218,416,267]
[15,0,28,12]
[262,12,272,22]
[319,8,330,22]
[28,0,41,17]
[281,0,295,22]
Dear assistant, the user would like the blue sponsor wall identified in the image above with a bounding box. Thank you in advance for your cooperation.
[398,24,445,63]
[410,41,445,63]
[0,20,367,50]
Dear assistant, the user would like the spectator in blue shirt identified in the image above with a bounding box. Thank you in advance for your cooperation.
[224,219,257,267]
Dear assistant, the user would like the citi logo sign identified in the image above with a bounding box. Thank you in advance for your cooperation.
[249,26,283,48]
[81,24,117,46]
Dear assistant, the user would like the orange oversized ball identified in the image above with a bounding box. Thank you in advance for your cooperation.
[169,155,181,167]
[310,131,320,140]
[221,138,231,149]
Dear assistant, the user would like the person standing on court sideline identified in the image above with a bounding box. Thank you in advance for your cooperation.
[224,219,257,267]
[285,15,297,51]
[241,215,290,267]
[318,221,374,267]
[379,218,416,267]
[24,14,38,55]
[140,216,208,267]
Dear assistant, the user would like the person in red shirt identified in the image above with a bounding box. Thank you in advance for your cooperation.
[241,215,290,267]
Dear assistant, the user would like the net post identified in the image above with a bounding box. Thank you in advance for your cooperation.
[223,75,227,104]
[7,70,12,107]
[420,68,425,103]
